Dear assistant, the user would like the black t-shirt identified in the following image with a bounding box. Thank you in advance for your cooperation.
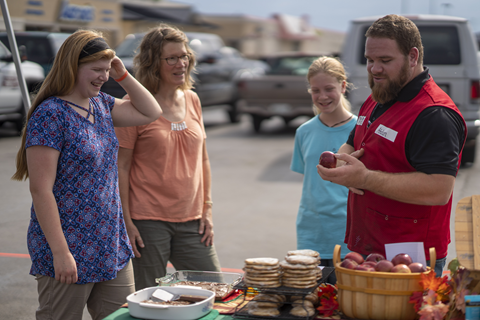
[346,68,465,176]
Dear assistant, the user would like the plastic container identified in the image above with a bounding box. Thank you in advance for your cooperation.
[333,244,435,320]
[127,286,215,320]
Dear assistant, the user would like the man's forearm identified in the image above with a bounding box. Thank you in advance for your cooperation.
[362,171,455,205]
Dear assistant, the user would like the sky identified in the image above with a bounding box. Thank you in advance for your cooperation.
[176,0,480,33]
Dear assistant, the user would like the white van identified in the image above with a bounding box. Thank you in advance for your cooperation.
[342,15,480,164]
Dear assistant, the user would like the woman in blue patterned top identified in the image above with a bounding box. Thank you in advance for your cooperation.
[12,30,162,320]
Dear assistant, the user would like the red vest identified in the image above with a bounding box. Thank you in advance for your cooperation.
[347,78,466,260]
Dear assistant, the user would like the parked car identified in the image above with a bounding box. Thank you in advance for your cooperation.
[0,41,44,131]
[236,53,321,132]
[342,14,480,164]
[0,31,70,76]
[100,32,269,123]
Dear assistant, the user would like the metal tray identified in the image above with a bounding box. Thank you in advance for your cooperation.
[155,270,243,300]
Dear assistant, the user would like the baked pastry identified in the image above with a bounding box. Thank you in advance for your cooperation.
[244,278,281,288]
[244,257,281,288]
[245,257,279,266]
[248,305,280,317]
[291,299,314,309]
[283,281,318,289]
[285,255,318,265]
[287,249,320,258]
[280,261,317,270]
[282,274,317,281]
[253,293,284,304]
[248,300,281,308]
[291,293,319,306]
[290,305,316,317]
[243,266,280,273]
[245,271,282,278]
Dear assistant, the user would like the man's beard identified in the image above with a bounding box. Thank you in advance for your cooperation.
[368,59,411,104]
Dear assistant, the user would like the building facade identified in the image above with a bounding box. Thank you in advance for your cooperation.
[1,0,345,56]
[1,0,122,45]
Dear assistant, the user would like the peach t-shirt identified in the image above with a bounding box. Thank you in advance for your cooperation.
[115,90,206,222]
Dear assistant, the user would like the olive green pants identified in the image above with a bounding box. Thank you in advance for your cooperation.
[132,219,222,290]
[35,260,134,320]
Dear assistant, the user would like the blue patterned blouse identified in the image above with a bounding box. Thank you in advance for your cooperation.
[25,93,134,284]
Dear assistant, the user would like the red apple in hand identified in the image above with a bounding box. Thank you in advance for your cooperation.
[340,259,358,269]
[344,252,364,264]
[391,253,413,266]
[319,151,336,168]
[408,262,427,273]
[391,264,412,273]
[366,253,386,263]
[375,260,394,272]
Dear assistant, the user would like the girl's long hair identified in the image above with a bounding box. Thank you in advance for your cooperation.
[133,23,196,94]
[307,56,352,115]
[12,29,115,181]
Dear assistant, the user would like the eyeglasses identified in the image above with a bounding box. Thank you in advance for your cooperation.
[162,54,190,66]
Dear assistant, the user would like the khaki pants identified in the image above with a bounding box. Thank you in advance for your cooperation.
[132,219,222,290]
[35,260,134,320]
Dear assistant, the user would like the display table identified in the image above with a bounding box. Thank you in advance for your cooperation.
[102,291,251,320]
[103,268,339,320]
[102,308,233,320]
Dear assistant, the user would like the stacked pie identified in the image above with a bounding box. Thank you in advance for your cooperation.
[289,287,320,317]
[243,257,281,288]
[280,250,321,288]
[287,249,321,263]
[247,293,285,317]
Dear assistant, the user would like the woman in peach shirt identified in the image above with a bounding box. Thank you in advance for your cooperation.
[115,24,221,290]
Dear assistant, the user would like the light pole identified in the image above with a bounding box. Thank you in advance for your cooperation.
[0,0,31,114]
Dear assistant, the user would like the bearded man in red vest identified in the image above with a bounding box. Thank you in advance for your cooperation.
[317,14,466,277]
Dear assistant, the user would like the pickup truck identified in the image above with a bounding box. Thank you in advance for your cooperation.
[0,41,44,131]
[236,53,319,132]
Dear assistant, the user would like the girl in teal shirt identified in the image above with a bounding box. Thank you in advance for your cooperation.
[290,56,356,284]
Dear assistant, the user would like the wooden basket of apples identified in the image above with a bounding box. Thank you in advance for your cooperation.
[333,244,435,320]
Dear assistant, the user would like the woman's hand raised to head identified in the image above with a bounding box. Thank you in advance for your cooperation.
[109,56,127,80]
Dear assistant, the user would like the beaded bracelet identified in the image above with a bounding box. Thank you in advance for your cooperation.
[114,70,128,82]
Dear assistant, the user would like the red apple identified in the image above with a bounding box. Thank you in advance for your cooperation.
[391,253,413,266]
[362,261,377,268]
[375,260,394,272]
[339,258,358,269]
[391,264,412,273]
[344,252,364,265]
[319,151,336,168]
[408,262,427,273]
[355,265,375,272]
[365,253,386,263]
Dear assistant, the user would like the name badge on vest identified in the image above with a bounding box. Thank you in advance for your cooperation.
[357,116,366,126]
[375,124,398,142]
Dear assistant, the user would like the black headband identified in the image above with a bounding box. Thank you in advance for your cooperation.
[79,38,110,60]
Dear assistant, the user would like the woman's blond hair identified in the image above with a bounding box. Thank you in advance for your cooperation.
[12,29,115,181]
[133,24,196,94]
[307,56,352,115]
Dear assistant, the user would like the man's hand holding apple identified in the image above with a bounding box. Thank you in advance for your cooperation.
[317,149,369,195]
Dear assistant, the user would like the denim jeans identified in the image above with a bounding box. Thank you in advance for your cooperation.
[428,257,447,277]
